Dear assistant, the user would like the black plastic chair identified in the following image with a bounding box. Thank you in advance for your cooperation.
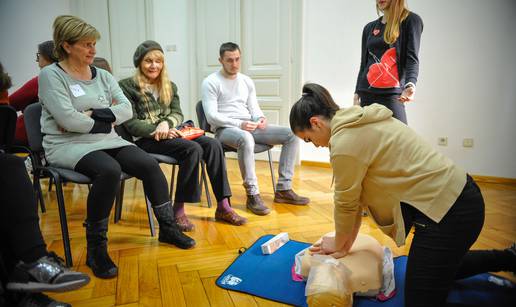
[0,104,16,153]
[196,101,276,193]
[113,125,212,224]
[23,103,149,266]
[0,104,42,208]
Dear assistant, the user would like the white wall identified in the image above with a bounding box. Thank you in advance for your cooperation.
[301,0,516,178]
[152,0,194,120]
[0,0,71,90]
[2,0,515,178]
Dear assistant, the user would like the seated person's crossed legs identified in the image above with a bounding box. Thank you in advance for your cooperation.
[216,124,309,215]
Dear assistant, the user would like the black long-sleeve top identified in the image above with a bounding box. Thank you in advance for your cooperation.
[355,12,424,95]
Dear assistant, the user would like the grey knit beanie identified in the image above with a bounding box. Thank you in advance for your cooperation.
[133,40,163,67]
[38,40,58,63]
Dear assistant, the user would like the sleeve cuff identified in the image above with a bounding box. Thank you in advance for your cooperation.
[91,108,116,123]
[90,120,112,134]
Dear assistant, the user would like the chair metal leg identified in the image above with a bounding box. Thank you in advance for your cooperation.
[50,172,73,267]
[267,150,276,193]
[145,196,156,237]
[200,161,212,208]
[114,180,125,223]
[48,177,53,192]
[33,169,46,213]
[169,165,176,202]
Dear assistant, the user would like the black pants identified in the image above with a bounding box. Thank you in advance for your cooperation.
[0,154,47,272]
[136,136,231,203]
[402,175,492,307]
[75,145,169,222]
[358,92,407,124]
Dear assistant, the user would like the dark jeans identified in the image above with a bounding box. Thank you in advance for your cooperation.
[0,154,47,272]
[75,145,169,222]
[136,136,231,203]
[401,175,487,307]
[358,92,407,124]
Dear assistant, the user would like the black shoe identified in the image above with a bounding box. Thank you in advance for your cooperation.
[14,292,71,307]
[84,218,118,279]
[6,252,90,293]
[153,202,196,249]
[505,243,516,274]
[246,194,271,215]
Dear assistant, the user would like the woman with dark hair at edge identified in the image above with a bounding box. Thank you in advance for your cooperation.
[290,83,515,307]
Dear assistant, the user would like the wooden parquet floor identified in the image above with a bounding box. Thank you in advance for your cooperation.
[36,159,515,306]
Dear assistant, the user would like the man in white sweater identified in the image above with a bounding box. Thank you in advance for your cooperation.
[202,42,309,215]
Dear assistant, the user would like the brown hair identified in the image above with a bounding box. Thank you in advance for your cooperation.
[377,0,410,45]
[290,83,340,133]
[53,15,100,60]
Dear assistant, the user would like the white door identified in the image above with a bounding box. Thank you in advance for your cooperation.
[195,0,302,161]
[70,0,154,79]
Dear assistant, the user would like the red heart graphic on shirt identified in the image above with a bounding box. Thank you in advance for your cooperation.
[373,29,380,36]
[366,47,400,88]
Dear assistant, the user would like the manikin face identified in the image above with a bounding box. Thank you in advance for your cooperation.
[295,117,331,148]
[63,38,96,66]
[140,50,164,82]
[377,0,392,11]
[219,50,241,76]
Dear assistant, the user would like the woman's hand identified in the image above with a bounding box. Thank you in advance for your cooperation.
[353,93,361,106]
[309,233,353,258]
[152,121,169,141]
[167,128,184,139]
[399,86,416,103]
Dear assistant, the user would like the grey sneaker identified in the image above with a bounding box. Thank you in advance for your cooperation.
[273,189,310,205]
[7,252,90,293]
[246,194,271,216]
[14,292,71,307]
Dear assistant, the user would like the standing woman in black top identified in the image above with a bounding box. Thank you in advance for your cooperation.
[354,0,423,124]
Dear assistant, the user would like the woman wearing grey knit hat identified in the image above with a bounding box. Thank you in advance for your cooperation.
[120,40,248,231]
[8,40,59,145]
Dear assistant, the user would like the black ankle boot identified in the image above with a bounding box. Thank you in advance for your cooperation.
[84,218,118,279]
[152,202,196,249]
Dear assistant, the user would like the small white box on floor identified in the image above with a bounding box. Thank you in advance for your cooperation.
[261,232,289,255]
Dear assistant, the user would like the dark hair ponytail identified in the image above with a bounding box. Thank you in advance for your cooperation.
[289,83,339,132]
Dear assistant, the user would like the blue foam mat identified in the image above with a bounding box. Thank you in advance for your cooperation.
[216,235,516,306]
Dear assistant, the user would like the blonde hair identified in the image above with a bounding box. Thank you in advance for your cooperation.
[377,0,410,45]
[134,49,173,105]
[53,15,100,60]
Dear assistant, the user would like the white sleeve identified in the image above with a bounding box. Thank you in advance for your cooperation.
[245,77,264,120]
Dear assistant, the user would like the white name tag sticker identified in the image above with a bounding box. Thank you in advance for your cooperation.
[69,84,86,97]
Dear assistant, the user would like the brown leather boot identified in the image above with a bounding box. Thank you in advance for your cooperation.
[273,189,310,205]
[246,194,271,215]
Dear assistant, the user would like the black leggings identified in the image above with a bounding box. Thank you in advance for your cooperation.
[0,154,47,269]
[402,175,493,307]
[136,136,231,203]
[74,145,169,222]
[358,92,407,124]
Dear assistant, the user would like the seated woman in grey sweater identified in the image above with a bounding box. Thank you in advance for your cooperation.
[39,15,195,279]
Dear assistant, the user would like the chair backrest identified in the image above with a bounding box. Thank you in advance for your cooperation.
[195,100,212,132]
[23,103,44,153]
[0,104,17,151]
